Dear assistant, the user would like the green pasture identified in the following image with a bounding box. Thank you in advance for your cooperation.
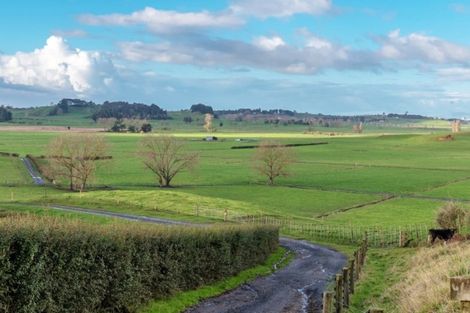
[9,105,98,127]
[2,104,459,134]
[418,179,470,200]
[323,198,443,226]
[2,129,470,229]
[0,156,31,184]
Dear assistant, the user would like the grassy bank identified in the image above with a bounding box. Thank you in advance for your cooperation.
[141,247,292,313]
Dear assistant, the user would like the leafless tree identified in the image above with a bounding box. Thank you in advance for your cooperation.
[253,140,295,185]
[204,113,213,132]
[139,135,198,187]
[46,134,108,192]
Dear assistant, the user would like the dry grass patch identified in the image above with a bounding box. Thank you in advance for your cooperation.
[388,242,470,313]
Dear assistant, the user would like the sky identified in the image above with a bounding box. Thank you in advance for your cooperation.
[1,1,470,117]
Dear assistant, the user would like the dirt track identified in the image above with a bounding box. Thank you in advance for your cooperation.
[186,238,346,313]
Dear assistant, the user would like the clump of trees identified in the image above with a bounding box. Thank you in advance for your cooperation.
[97,118,152,133]
[436,202,469,229]
[46,134,108,192]
[139,135,198,187]
[49,99,95,116]
[253,141,295,185]
[0,106,12,122]
[92,101,168,121]
[190,103,213,115]
[141,123,152,133]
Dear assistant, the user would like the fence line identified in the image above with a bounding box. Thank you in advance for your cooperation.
[238,215,431,248]
[323,238,370,313]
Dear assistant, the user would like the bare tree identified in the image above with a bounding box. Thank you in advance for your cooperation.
[46,134,108,192]
[204,113,213,132]
[253,140,295,185]
[139,135,198,187]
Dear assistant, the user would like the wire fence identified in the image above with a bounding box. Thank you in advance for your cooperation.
[236,215,431,248]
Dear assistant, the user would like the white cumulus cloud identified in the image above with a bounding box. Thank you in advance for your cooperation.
[79,7,244,34]
[379,29,470,64]
[119,32,375,75]
[253,36,286,51]
[0,36,116,94]
[230,0,332,18]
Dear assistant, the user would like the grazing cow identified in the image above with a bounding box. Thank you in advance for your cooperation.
[428,229,456,244]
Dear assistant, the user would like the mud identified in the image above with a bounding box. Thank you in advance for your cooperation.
[186,238,346,313]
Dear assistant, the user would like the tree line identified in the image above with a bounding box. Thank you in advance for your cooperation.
[45,134,294,191]
[0,106,12,122]
[92,101,168,121]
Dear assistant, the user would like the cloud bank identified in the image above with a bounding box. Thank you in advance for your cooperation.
[0,36,116,94]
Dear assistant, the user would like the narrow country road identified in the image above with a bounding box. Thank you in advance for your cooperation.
[50,204,191,225]
[186,238,346,313]
[21,157,45,185]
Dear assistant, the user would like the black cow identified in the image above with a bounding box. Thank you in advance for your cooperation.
[428,229,456,244]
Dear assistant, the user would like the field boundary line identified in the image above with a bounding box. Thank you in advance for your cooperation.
[295,160,470,173]
[316,195,396,218]
[412,175,470,195]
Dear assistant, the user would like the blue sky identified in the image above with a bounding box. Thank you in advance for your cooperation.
[1,0,470,117]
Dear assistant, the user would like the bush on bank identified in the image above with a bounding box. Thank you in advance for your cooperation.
[0,216,278,313]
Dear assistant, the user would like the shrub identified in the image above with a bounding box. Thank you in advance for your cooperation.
[436,202,466,229]
[141,123,152,133]
[0,216,278,313]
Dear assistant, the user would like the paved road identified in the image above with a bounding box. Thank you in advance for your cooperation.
[49,205,191,225]
[21,157,45,185]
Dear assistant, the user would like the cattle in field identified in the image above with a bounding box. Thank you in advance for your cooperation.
[428,229,456,244]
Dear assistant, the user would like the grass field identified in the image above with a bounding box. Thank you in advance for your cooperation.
[1,129,470,230]
[1,123,470,313]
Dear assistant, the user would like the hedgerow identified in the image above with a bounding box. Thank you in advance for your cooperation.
[0,216,278,313]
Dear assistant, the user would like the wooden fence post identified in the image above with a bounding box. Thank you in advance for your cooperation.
[322,292,333,313]
[450,276,470,300]
[342,267,349,308]
[398,229,402,247]
[461,300,470,313]
[354,251,360,279]
[349,259,355,294]
[335,274,343,313]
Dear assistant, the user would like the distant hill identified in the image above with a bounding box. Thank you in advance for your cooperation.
[2,99,454,132]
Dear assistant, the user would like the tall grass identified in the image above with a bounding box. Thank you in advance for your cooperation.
[0,215,278,313]
[387,242,470,313]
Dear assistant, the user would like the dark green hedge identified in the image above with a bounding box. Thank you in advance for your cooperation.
[0,216,278,313]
